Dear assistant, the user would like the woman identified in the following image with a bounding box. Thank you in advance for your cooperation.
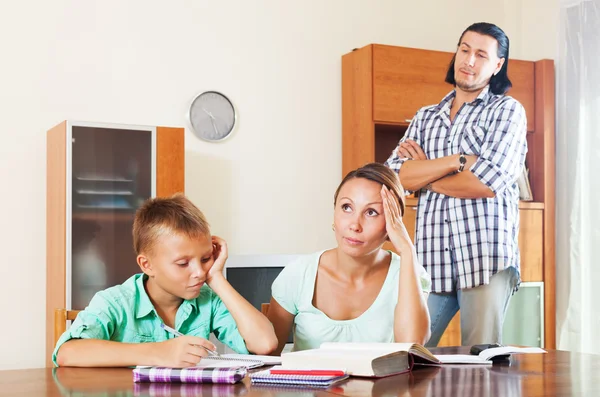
[268,163,431,354]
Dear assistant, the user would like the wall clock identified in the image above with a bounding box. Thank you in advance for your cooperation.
[189,91,236,142]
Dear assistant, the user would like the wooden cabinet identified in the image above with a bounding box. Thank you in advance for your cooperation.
[519,208,544,282]
[372,46,453,124]
[508,60,535,132]
[46,121,185,366]
[402,203,418,243]
[383,202,417,253]
[342,44,555,348]
[368,45,535,131]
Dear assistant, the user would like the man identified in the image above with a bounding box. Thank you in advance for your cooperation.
[385,22,527,346]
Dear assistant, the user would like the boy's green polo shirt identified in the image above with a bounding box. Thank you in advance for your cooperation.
[53,273,248,366]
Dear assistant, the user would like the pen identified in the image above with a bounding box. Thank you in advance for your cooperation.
[160,323,220,357]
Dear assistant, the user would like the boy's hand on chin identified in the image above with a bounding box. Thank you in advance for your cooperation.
[207,236,228,284]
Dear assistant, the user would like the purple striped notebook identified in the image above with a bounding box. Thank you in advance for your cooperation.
[133,366,247,384]
[133,381,248,396]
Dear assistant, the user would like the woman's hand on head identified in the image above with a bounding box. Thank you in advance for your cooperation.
[381,185,414,255]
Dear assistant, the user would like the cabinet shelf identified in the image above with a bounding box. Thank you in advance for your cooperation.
[76,176,134,182]
[375,121,411,128]
[72,212,136,222]
[75,189,134,195]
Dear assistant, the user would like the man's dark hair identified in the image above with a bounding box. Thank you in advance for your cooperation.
[445,22,512,95]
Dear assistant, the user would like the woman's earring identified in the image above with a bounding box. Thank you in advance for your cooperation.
[331,223,335,231]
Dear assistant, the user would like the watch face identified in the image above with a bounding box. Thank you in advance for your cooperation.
[459,155,467,164]
[189,91,236,142]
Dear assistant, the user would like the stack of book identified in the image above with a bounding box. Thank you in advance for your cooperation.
[250,367,349,388]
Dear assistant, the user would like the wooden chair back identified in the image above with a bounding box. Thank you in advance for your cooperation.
[54,309,82,347]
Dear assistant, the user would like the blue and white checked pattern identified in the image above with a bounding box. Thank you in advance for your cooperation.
[385,86,528,292]
[133,366,247,384]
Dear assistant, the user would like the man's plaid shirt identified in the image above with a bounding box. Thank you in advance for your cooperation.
[385,86,528,293]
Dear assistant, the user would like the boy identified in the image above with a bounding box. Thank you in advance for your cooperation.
[54,194,277,367]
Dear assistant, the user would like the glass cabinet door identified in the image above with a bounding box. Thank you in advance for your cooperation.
[69,124,155,309]
[502,282,544,347]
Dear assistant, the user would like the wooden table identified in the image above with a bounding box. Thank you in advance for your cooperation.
[2,348,600,396]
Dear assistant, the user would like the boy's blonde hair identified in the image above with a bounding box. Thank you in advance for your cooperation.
[133,193,210,255]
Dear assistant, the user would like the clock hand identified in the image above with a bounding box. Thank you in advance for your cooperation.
[202,108,216,120]
[210,117,220,137]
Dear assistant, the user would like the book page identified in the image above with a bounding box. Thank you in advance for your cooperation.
[435,346,546,364]
[320,342,438,363]
[320,342,416,354]
[478,346,546,361]
[434,355,492,365]
[407,345,440,363]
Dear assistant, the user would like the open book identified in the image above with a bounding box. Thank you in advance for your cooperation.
[281,343,440,377]
[435,346,546,365]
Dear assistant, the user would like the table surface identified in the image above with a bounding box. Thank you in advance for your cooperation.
[2,347,600,397]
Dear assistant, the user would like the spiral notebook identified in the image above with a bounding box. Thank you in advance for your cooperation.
[221,354,281,365]
[192,355,265,369]
[250,368,349,388]
[136,354,277,371]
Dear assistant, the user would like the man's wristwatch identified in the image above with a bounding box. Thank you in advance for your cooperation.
[458,154,467,172]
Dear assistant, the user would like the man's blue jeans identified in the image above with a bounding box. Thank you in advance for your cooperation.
[425,266,520,347]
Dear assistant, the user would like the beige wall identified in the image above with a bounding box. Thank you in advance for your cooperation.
[0,0,557,370]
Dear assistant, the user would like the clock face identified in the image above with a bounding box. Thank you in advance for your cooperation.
[189,91,236,142]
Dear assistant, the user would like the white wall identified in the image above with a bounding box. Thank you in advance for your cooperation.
[0,0,557,370]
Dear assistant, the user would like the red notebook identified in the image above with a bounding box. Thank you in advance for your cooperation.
[269,368,346,377]
[250,367,349,387]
